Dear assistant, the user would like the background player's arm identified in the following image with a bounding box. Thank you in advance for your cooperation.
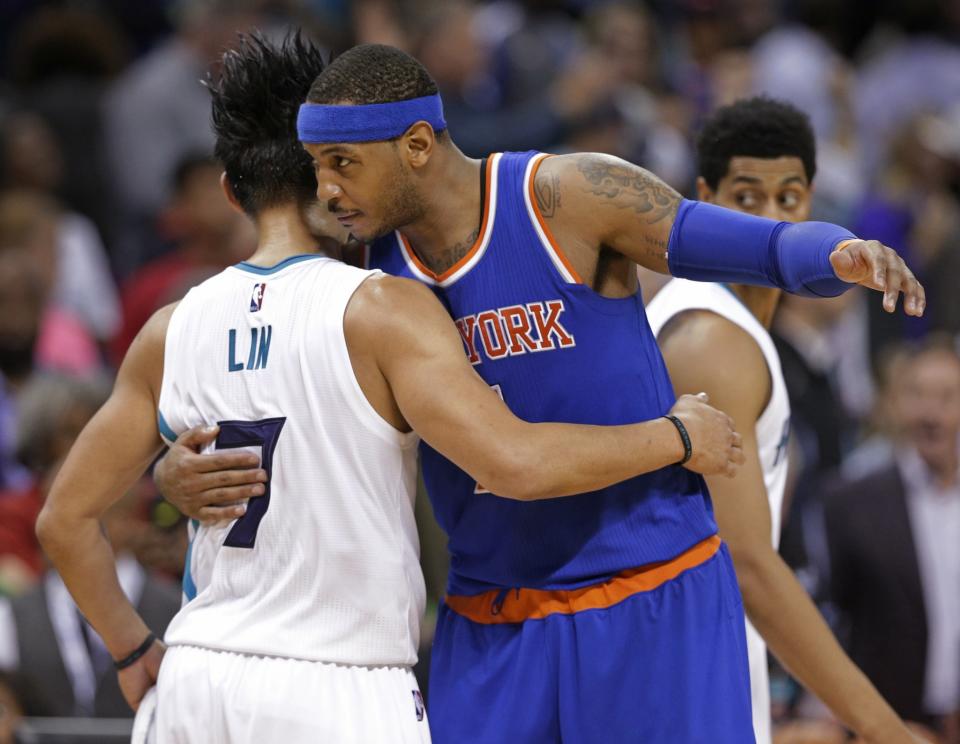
[35,306,174,709]
[348,276,743,501]
[658,312,914,744]
[537,153,924,315]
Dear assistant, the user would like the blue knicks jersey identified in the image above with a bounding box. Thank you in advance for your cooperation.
[368,151,717,594]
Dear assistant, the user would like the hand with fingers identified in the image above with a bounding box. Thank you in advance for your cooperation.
[154,424,266,524]
[117,637,165,711]
[830,239,926,316]
[668,393,745,477]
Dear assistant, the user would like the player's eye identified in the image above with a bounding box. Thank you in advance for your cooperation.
[336,157,352,168]
[779,191,800,209]
[735,191,759,209]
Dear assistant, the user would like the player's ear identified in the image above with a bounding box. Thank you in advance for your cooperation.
[401,121,435,170]
[220,172,246,215]
[695,176,714,203]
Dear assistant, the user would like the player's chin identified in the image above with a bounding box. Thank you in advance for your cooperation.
[352,222,391,244]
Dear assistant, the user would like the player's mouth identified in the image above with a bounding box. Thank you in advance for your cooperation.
[336,211,362,227]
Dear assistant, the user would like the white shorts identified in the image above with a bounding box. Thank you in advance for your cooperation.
[132,645,431,744]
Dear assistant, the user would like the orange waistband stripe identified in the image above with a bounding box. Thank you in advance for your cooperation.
[444,534,722,624]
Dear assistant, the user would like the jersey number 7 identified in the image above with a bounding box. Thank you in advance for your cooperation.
[216,417,286,549]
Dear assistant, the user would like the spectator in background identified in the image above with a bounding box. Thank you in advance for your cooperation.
[750,2,865,226]
[5,4,128,238]
[103,0,261,274]
[824,336,960,736]
[0,112,121,345]
[853,110,960,360]
[854,0,960,184]
[414,0,620,157]
[579,0,694,188]
[773,287,872,580]
[0,375,181,719]
[0,193,101,377]
[0,374,111,595]
[0,672,22,744]
[110,154,253,365]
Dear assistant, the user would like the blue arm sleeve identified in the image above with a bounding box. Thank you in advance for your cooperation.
[666,199,857,297]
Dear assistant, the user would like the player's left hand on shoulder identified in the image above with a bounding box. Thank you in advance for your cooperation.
[829,239,926,316]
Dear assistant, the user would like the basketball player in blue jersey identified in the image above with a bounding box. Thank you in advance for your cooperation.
[646,98,915,744]
[160,43,925,743]
[35,35,744,743]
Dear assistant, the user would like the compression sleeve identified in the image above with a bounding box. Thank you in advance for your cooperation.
[666,199,856,297]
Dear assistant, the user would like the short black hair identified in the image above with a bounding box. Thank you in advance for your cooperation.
[306,44,438,107]
[697,97,817,190]
[207,31,326,215]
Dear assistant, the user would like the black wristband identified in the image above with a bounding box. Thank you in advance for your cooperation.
[664,415,693,465]
[114,632,157,670]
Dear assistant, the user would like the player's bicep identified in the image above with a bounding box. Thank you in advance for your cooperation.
[659,313,773,546]
[373,282,521,475]
[552,153,679,273]
[705,428,772,551]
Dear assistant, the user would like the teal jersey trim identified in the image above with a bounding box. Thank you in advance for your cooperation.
[182,519,199,601]
[234,254,325,275]
[157,411,178,444]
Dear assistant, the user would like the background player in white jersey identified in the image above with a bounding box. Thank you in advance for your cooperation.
[34,34,743,744]
[645,97,914,744]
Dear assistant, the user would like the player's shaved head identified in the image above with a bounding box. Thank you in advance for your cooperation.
[306,44,439,109]
[207,31,326,215]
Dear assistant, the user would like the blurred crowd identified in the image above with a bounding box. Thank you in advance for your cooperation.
[0,0,958,742]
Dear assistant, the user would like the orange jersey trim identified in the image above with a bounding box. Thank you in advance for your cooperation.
[444,534,721,624]
[528,155,584,284]
[398,154,497,283]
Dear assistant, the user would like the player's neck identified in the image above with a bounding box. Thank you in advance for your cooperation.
[246,204,340,266]
[727,284,782,329]
[399,146,484,265]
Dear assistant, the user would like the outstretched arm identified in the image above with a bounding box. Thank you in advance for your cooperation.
[659,312,914,744]
[36,305,175,710]
[349,275,743,501]
[537,153,925,315]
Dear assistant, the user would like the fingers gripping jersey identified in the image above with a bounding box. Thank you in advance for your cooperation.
[368,151,719,595]
[158,256,424,666]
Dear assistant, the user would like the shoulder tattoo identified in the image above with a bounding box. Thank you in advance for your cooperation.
[575,156,680,225]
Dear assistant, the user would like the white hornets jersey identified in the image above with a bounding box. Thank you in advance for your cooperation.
[646,279,790,744]
[157,255,423,667]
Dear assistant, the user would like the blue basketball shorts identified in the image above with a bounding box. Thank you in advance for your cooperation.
[428,536,755,743]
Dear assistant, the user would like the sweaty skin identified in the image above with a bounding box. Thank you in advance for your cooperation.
[37,198,743,711]
[655,155,916,744]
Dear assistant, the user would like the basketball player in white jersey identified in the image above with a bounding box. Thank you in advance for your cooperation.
[35,34,743,744]
[645,98,914,744]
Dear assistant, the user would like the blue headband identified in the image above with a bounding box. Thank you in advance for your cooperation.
[297,94,447,144]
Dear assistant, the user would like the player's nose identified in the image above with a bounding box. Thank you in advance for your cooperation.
[759,199,781,221]
[315,176,343,201]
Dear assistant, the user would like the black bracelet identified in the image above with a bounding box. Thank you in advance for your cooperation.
[114,632,157,670]
[664,415,693,465]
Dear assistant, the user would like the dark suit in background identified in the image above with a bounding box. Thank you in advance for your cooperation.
[825,464,932,726]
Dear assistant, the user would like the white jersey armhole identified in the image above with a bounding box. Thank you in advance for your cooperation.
[334,272,418,449]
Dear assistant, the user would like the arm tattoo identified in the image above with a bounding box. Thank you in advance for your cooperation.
[575,156,680,225]
[420,228,480,275]
[534,172,561,217]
